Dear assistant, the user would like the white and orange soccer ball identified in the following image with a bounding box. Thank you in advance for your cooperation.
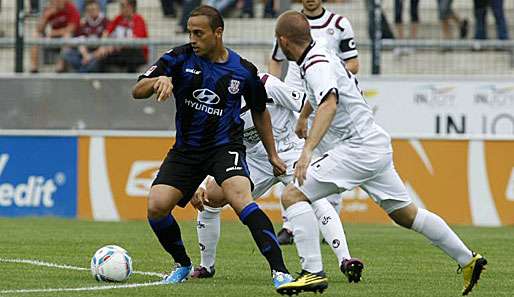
[90,245,133,282]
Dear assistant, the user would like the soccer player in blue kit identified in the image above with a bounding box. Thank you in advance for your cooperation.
[132,5,309,294]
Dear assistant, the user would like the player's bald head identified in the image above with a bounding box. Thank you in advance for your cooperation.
[275,10,312,46]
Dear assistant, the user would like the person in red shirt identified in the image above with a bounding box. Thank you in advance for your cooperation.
[96,0,149,72]
[62,0,108,72]
[30,0,80,73]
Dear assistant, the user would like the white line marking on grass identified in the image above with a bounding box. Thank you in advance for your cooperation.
[0,281,164,294]
[0,258,168,294]
[0,258,165,277]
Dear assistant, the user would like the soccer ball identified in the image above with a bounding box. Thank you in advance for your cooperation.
[90,245,133,282]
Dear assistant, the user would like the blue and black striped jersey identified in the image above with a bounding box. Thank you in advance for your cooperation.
[138,43,267,151]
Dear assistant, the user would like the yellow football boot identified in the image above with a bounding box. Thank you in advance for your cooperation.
[276,270,328,296]
[461,253,487,295]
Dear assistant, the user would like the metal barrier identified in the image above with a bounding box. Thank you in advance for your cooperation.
[1,0,514,74]
[1,37,514,75]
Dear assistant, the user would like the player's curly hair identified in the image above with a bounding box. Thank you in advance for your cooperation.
[190,5,224,32]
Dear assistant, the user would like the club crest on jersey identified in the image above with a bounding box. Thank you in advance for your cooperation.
[327,28,335,35]
[228,80,240,94]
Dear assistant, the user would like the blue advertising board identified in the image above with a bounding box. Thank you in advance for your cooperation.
[0,136,77,217]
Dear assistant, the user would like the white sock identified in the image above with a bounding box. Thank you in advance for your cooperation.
[280,202,292,231]
[197,206,222,270]
[326,193,342,215]
[285,201,323,273]
[312,199,351,264]
[411,208,473,267]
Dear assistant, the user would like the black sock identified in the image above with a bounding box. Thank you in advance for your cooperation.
[239,202,288,274]
[148,214,191,267]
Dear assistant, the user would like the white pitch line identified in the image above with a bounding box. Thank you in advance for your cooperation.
[0,281,164,294]
[0,258,165,277]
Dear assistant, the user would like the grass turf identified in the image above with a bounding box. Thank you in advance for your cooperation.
[0,217,512,297]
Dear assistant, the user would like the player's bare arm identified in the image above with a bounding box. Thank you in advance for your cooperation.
[345,57,359,74]
[295,100,313,139]
[268,58,284,78]
[251,108,287,176]
[132,76,173,101]
[295,94,337,186]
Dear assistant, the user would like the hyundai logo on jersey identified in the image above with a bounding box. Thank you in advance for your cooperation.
[193,89,221,105]
[0,136,77,217]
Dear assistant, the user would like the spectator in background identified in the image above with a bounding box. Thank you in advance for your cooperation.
[206,0,237,16]
[30,0,40,15]
[393,0,419,56]
[263,0,277,18]
[62,0,108,72]
[176,0,202,33]
[160,0,179,18]
[237,0,255,18]
[366,0,395,40]
[395,0,419,39]
[474,0,509,40]
[75,0,107,14]
[96,0,148,72]
[203,0,255,18]
[437,0,469,39]
[30,0,80,73]
[0,0,3,37]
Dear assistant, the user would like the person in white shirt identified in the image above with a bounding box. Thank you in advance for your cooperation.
[190,73,362,288]
[268,0,359,244]
[269,0,359,88]
[274,11,487,296]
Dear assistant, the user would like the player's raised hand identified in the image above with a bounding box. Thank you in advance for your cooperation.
[269,155,287,176]
[295,117,308,139]
[153,76,173,102]
[191,187,208,211]
[294,149,312,186]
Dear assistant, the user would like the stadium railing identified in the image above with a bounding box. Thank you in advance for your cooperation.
[1,37,514,75]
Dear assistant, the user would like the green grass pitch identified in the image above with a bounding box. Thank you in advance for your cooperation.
[0,218,512,297]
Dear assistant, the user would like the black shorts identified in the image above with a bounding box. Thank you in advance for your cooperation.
[152,144,253,207]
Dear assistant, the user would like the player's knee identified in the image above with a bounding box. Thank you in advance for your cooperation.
[147,192,173,219]
[221,177,252,203]
[147,199,169,219]
[281,184,306,208]
[388,203,418,228]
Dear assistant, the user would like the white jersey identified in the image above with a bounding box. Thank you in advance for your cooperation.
[272,9,358,90]
[241,73,305,156]
[299,42,391,153]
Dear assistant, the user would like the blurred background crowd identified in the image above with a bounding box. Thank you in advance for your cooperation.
[0,0,512,75]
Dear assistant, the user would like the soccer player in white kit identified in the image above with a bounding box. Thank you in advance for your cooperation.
[274,11,487,296]
[190,73,362,288]
[269,0,359,244]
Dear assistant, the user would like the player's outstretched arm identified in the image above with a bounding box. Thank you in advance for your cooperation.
[251,109,287,176]
[132,76,173,101]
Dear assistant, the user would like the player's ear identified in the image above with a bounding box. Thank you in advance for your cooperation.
[214,27,223,38]
[278,36,287,48]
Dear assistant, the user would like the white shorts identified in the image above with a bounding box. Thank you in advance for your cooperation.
[294,144,412,214]
[248,146,302,198]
